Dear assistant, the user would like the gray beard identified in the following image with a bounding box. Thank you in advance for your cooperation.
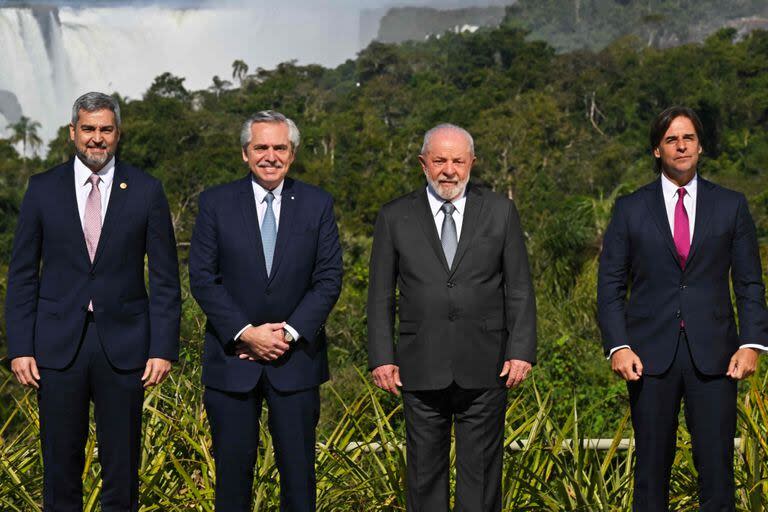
[76,149,113,171]
[425,172,467,201]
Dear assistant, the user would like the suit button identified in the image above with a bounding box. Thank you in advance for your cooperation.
[265,290,271,295]
[89,273,95,280]
[447,281,455,288]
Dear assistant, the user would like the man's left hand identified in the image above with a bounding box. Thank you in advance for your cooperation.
[500,359,531,388]
[727,348,759,380]
[142,358,172,388]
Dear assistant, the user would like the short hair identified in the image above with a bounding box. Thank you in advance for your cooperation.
[71,92,121,128]
[649,106,704,173]
[240,110,301,151]
[421,123,474,156]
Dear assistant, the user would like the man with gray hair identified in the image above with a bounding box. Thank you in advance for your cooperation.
[189,110,342,510]
[5,91,181,509]
[367,123,537,511]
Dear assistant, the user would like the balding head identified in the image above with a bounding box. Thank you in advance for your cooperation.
[420,123,474,157]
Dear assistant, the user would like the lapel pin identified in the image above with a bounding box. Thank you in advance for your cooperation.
[120,182,127,190]
[291,195,295,200]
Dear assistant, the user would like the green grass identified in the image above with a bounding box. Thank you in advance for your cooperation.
[1,367,768,511]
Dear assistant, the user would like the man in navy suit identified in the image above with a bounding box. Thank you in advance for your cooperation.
[4,92,181,510]
[189,110,343,511]
[598,106,768,511]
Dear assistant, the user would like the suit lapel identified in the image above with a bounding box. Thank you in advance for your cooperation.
[449,183,483,276]
[685,177,714,268]
[268,178,296,283]
[238,175,268,280]
[59,160,91,264]
[643,179,681,269]
[412,189,450,273]
[91,162,129,267]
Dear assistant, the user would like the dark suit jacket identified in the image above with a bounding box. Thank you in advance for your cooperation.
[367,183,537,391]
[189,176,343,393]
[598,177,768,375]
[4,159,181,370]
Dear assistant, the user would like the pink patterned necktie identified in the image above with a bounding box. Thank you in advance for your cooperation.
[84,174,101,311]
[673,187,690,269]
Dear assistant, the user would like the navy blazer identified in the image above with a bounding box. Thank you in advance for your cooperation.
[598,177,768,375]
[4,159,181,370]
[189,176,343,393]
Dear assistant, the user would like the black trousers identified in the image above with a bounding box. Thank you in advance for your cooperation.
[629,331,737,512]
[204,375,320,512]
[402,383,507,512]
[38,315,145,512]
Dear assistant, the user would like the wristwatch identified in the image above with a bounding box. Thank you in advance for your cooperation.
[283,328,294,343]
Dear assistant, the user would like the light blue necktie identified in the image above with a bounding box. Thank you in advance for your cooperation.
[261,191,277,276]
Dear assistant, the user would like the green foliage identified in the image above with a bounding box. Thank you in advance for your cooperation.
[3,13,768,509]
[3,370,768,510]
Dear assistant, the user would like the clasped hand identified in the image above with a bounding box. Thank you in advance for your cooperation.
[236,322,289,361]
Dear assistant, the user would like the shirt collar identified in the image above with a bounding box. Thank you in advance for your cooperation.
[74,155,115,187]
[251,177,284,203]
[660,171,697,201]
[426,184,467,217]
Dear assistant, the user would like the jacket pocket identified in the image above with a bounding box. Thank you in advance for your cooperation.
[398,321,418,334]
[484,316,505,332]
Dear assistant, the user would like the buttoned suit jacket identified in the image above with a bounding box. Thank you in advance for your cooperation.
[597,177,768,375]
[189,176,343,393]
[367,183,537,391]
[4,158,181,369]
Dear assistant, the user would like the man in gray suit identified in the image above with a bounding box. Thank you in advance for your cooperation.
[367,123,537,511]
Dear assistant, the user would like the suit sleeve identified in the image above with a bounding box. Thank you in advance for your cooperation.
[145,180,181,360]
[366,207,398,369]
[502,201,537,363]
[597,197,631,355]
[189,191,251,345]
[285,194,343,344]
[730,193,768,343]
[4,176,42,360]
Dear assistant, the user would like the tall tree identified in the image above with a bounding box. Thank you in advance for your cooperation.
[208,75,232,97]
[6,116,42,157]
[231,59,249,86]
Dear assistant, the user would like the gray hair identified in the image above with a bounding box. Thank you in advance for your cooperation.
[240,110,301,151]
[420,123,474,156]
[71,92,121,128]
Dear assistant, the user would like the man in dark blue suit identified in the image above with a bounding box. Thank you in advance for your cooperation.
[4,92,181,510]
[598,106,768,511]
[189,110,343,511]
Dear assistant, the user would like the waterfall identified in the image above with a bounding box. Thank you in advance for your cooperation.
[0,2,366,152]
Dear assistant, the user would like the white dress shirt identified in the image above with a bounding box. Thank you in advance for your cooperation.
[74,155,115,228]
[610,173,766,358]
[235,178,300,343]
[426,184,467,241]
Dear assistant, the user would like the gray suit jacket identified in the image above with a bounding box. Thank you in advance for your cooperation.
[367,183,537,391]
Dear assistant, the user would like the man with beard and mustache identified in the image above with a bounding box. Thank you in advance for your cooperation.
[189,110,342,511]
[367,123,537,511]
[4,91,181,510]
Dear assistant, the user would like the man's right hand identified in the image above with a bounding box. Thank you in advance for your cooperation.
[371,364,402,396]
[611,348,643,381]
[237,323,289,361]
[11,357,40,389]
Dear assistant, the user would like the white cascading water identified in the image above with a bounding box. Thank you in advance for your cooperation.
[0,3,365,152]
